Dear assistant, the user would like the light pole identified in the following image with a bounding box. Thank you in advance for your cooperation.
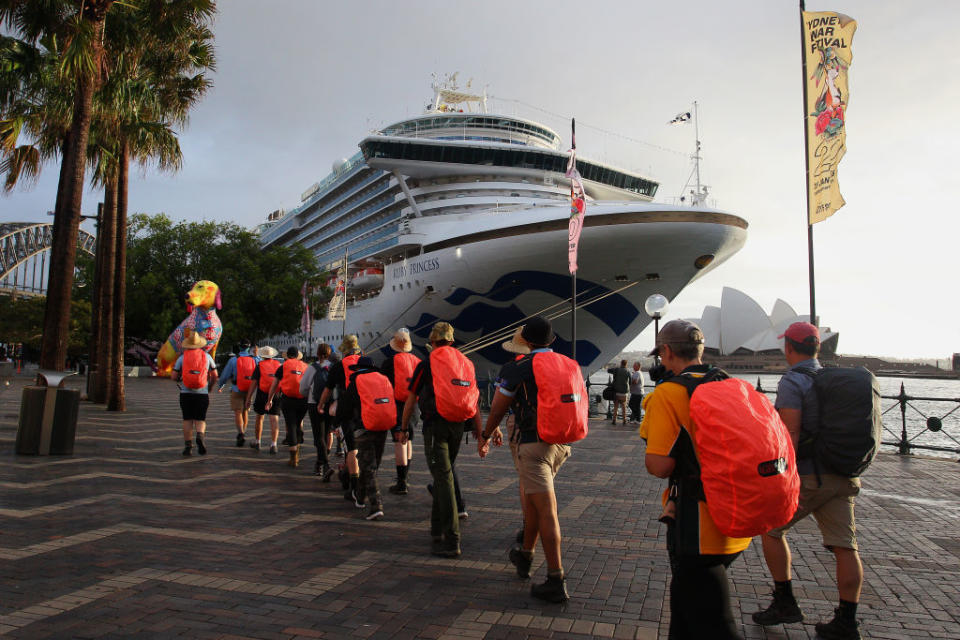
[644,293,669,364]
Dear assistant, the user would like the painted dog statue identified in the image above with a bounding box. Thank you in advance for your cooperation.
[156,280,223,377]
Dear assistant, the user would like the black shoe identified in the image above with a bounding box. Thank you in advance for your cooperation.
[509,546,532,579]
[250,441,261,451]
[321,465,334,483]
[389,482,408,495]
[814,609,861,640]
[313,460,321,476]
[531,575,569,603]
[182,444,192,456]
[515,528,525,544]
[236,432,245,447]
[431,541,461,558]
[365,505,384,521]
[196,437,206,455]
[752,593,803,626]
[269,444,277,455]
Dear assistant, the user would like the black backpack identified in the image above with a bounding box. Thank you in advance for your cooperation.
[799,367,882,477]
[311,361,330,404]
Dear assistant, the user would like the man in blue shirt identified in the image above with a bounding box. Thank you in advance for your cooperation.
[217,340,259,447]
[753,322,864,640]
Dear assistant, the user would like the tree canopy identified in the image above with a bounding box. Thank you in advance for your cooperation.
[125,213,318,347]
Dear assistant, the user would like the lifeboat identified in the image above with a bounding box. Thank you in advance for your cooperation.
[351,268,384,290]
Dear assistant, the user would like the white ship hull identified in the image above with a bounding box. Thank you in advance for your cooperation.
[287,201,746,377]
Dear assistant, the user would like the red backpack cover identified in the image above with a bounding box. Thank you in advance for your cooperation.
[687,376,800,538]
[430,346,479,422]
[392,352,421,402]
[258,359,281,392]
[181,349,208,390]
[531,352,588,444]
[279,359,306,398]
[236,355,256,392]
[355,371,397,431]
[342,354,360,388]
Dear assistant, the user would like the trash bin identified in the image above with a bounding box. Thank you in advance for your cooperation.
[16,370,80,456]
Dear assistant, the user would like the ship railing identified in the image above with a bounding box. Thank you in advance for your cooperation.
[755,379,960,460]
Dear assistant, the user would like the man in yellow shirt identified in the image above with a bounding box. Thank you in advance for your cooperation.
[639,319,750,639]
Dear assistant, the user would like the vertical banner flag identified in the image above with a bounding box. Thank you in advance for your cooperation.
[803,10,856,225]
[326,259,346,321]
[300,281,311,334]
[566,121,586,274]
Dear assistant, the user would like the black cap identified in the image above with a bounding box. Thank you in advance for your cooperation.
[521,316,555,347]
[349,355,376,370]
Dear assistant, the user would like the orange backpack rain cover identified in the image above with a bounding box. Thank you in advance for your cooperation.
[236,355,256,392]
[531,352,588,444]
[342,354,360,388]
[392,352,421,402]
[279,360,306,398]
[258,360,281,392]
[430,346,479,422]
[688,377,800,538]
[181,349,208,389]
[356,372,397,431]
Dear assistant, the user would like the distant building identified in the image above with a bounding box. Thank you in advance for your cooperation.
[688,287,839,357]
[953,353,960,371]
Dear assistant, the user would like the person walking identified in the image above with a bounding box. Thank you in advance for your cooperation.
[172,330,218,456]
[265,346,308,468]
[302,343,336,480]
[752,322,864,640]
[628,361,645,423]
[245,346,281,453]
[338,356,395,521]
[401,322,482,558]
[608,359,631,425]
[217,340,258,447]
[639,319,750,639]
[318,335,363,505]
[380,328,421,495]
[499,326,531,543]
[481,315,581,603]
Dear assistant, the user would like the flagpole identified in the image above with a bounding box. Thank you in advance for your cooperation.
[570,118,577,362]
[799,0,817,327]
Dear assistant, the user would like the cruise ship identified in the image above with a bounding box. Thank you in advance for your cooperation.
[259,83,748,379]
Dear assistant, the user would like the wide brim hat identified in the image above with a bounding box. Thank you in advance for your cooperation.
[428,322,455,344]
[258,345,279,358]
[389,328,413,353]
[502,326,531,354]
[339,334,360,354]
[182,331,207,350]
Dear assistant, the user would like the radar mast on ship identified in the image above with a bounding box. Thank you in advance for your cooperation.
[428,72,487,114]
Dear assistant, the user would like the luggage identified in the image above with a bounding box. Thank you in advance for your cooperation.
[677,369,800,538]
[530,352,588,444]
[602,385,615,401]
[800,366,883,477]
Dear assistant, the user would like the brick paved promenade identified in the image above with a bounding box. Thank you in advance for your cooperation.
[1,376,959,639]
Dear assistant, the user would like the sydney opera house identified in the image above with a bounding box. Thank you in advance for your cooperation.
[688,287,839,357]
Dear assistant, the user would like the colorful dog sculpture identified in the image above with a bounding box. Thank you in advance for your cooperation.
[156,280,223,377]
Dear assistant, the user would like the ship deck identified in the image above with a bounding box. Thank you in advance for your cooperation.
[1,376,957,639]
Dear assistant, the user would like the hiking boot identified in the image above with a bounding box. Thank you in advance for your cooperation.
[389,482,408,495]
[321,465,334,483]
[509,546,532,579]
[196,437,206,455]
[236,432,245,447]
[269,444,277,455]
[182,443,192,456]
[752,593,803,626]
[814,609,861,640]
[531,575,569,603]
[365,505,384,521]
[431,540,461,558]
[250,441,261,451]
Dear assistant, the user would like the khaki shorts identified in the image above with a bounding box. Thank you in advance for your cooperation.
[230,391,248,413]
[517,441,570,495]
[767,473,861,550]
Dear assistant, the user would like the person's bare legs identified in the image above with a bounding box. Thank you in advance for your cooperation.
[761,533,792,581]
[834,547,863,602]
[269,415,279,446]
[253,414,264,443]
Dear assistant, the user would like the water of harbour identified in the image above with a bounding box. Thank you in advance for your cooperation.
[589,370,960,460]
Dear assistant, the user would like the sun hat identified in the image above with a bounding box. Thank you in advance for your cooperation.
[502,326,531,354]
[389,328,413,353]
[649,319,704,357]
[258,345,279,359]
[428,321,455,344]
[339,334,360,354]
[520,316,554,347]
[182,331,207,350]
[778,321,820,345]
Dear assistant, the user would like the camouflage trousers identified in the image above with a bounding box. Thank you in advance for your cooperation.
[355,429,388,508]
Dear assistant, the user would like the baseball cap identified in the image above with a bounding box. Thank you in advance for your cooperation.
[649,319,705,357]
[778,321,820,344]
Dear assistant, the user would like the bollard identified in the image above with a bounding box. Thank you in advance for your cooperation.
[15,370,80,456]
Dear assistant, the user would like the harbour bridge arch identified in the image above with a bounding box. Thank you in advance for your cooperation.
[0,222,97,297]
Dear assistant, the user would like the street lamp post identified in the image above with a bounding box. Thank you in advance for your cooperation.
[644,294,670,371]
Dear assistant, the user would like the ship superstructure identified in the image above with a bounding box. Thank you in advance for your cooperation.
[260,82,747,376]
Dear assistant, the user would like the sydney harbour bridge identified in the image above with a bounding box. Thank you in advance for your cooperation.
[0,222,97,297]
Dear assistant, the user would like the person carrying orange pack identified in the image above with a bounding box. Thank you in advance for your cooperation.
[217,340,259,447]
[639,319,751,639]
[266,346,308,468]
[482,315,585,603]
[172,330,218,457]
[379,328,421,495]
[402,322,482,558]
[245,346,281,453]
[317,335,364,506]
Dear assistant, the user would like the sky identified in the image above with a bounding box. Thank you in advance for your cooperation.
[2,1,958,361]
